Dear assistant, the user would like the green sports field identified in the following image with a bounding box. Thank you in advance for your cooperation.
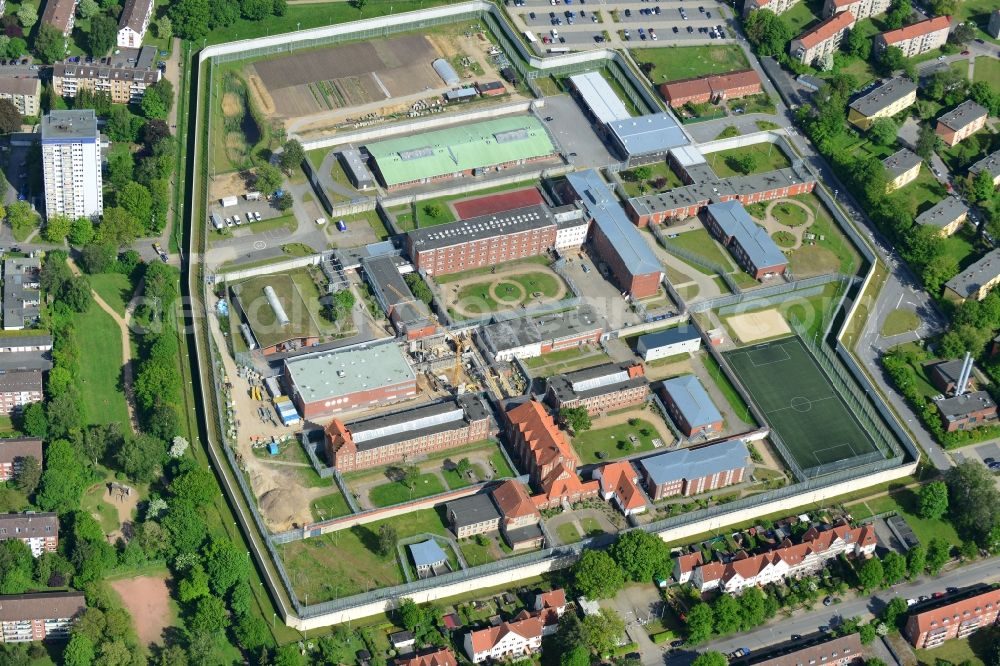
[724,337,883,477]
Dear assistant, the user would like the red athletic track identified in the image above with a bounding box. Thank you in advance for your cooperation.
[452,187,544,219]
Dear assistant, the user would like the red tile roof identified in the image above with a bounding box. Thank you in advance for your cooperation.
[468,616,543,654]
[676,551,704,575]
[535,588,566,611]
[880,16,951,44]
[908,588,1000,638]
[506,400,578,471]
[397,649,459,666]
[796,12,855,49]
[491,480,540,521]
[599,461,646,511]
[708,69,762,95]
[534,463,599,507]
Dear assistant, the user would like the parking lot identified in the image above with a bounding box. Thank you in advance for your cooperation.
[2,140,40,210]
[953,442,1000,488]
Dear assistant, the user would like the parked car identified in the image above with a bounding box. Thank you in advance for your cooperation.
[649,28,657,39]
[623,29,631,39]
[529,11,536,18]
[823,596,833,606]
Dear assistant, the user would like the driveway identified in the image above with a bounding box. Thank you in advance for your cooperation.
[604,584,668,666]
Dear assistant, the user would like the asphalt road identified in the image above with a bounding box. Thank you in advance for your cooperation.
[671,556,1000,663]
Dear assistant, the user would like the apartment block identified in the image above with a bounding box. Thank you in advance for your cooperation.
[545,362,650,416]
[905,588,1000,649]
[936,101,988,147]
[734,634,863,666]
[876,16,951,57]
[945,249,1000,301]
[117,0,154,48]
[790,12,856,65]
[915,197,968,237]
[0,513,59,557]
[883,148,923,192]
[41,0,76,36]
[0,438,43,483]
[41,110,104,220]
[0,592,85,643]
[823,0,889,19]
[743,0,800,17]
[0,370,42,416]
[52,49,163,106]
[847,77,918,129]
[464,615,543,663]
[970,150,1000,189]
[3,258,41,331]
[0,76,41,117]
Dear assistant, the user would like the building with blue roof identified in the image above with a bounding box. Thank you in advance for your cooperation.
[565,170,663,298]
[408,539,449,576]
[705,201,789,280]
[606,112,689,163]
[639,439,750,499]
[637,326,702,361]
[660,374,723,437]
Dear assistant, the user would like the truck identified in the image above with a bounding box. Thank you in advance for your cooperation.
[220,195,238,207]
[245,191,262,201]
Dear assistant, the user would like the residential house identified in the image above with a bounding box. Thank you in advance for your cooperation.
[0,76,41,117]
[0,437,43,482]
[672,551,704,584]
[847,76,917,130]
[396,649,459,666]
[0,370,43,416]
[915,198,968,237]
[743,0,799,17]
[390,631,417,652]
[875,16,951,57]
[3,258,41,331]
[936,101,988,147]
[883,148,923,192]
[41,0,76,36]
[445,494,502,539]
[463,615,543,663]
[51,47,162,105]
[0,513,59,558]
[790,12,856,65]
[532,589,567,635]
[0,592,85,643]
[733,633,863,666]
[490,479,545,551]
[905,588,1000,649]
[594,461,647,516]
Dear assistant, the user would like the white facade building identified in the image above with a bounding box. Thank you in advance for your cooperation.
[464,617,543,663]
[41,110,104,220]
[637,327,702,361]
[117,0,155,48]
[555,217,589,249]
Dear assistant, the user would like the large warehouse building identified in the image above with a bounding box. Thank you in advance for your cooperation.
[480,304,607,362]
[565,170,663,298]
[407,204,557,276]
[366,117,557,190]
[284,343,417,420]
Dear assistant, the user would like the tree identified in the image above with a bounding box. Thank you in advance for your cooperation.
[140,80,174,119]
[204,537,251,596]
[906,543,926,578]
[154,16,173,41]
[323,288,355,324]
[62,278,92,313]
[98,208,143,248]
[210,0,240,27]
[729,153,757,175]
[926,538,951,574]
[6,201,37,239]
[21,403,48,438]
[572,550,624,600]
[739,587,768,629]
[869,117,898,146]
[116,183,152,229]
[883,551,906,586]
[169,0,211,40]
[116,434,166,483]
[350,0,368,10]
[162,499,208,555]
[0,99,21,133]
[686,602,715,644]
[280,139,305,173]
[42,215,72,243]
[881,597,909,630]
[63,633,95,666]
[560,406,592,433]
[879,46,907,75]
[609,530,670,582]
[918,481,949,520]
[190,596,228,634]
[884,0,912,29]
[34,24,66,64]
[170,467,216,508]
[77,0,100,18]
[404,273,433,304]
[858,556,884,591]
[712,594,742,635]
[945,460,1000,546]
[241,0,273,20]
[581,608,625,655]
[692,652,729,666]
[105,106,141,142]
[254,164,283,196]
[949,22,975,44]
[87,15,117,56]
[16,3,38,29]
[397,598,425,632]
[106,144,135,191]
[177,564,211,603]
[744,9,792,56]
[560,646,590,666]
[234,613,272,652]
[845,27,872,59]
[13,455,40,496]
[6,38,28,61]
[275,191,294,210]
[859,623,876,645]
[376,523,397,556]
[68,218,95,246]
[968,169,997,206]
[0,539,34,594]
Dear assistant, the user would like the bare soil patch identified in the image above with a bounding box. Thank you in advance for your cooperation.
[110,575,172,647]
[726,308,792,343]
[222,92,242,117]
[247,74,275,115]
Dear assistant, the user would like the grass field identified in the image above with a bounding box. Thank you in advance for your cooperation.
[455,272,562,312]
[620,162,684,197]
[888,165,946,219]
[772,202,810,227]
[571,418,663,464]
[631,45,749,84]
[557,522,582,544]
[786,193,862,276]
[973,56,1000,84]
[862,487,962,547]
[310,491,353,522]
[522,347,612,377]
[88,273,133,317]
[725,337,883,475]
[76,304,130,427]
[782,0,821,33]
[368,473,446,507]
[433,256,552,284]
[459,538,498,566]
[706,145,792,178]
[881,309,920,337]
[232,271,322,349]
[670,228,736,271]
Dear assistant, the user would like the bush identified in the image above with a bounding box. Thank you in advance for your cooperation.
[651,631,675,644]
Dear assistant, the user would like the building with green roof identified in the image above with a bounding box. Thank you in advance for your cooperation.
[366,116,557,189]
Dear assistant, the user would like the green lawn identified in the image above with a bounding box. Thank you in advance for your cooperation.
[865,488,962,547]
[433,256,552,284]
[973,56,1000,84]
[706,145,792,178]
[571,418,663,464]
[580,517,606,537]
[489,450,515,479]
[620,161,684,197]
[557,522,582,544]
[701,353,753,423]
[310,491,353,522]
[331,210,390,242]
[76,304,130,427]
[80,483,123,534]
[454,271,562,314]
[669,228,735,271]
[940,225,979,272]
[788,192,861,276]
[522,347,613,378]
[881,308,920,337]
[771,202,810,227]
[631,45,749,84]
[393,180,540,232]
[459,538,499,567]
[87,273,133,317]
[915,632,996,666]
[782,0,821,33]
[368,473,446,507]
[443,463,486,490]
[278,507,452,602]
[888,166,947,220]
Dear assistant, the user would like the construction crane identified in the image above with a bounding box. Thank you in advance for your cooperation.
[445,332,468,386]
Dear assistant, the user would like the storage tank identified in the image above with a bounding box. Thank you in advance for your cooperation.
[263,286,290,326]
[432,58,460,86]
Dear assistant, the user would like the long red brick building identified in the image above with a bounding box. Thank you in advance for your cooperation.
[544,362,650,416]
[905,588,1000,649]
[323,395,491,472]
[661,70,762,108]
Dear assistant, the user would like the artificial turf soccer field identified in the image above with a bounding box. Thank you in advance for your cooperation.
[724,336,883,475]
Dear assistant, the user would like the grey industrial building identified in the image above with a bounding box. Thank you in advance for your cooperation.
[360,254,435,340]
[338,149,375,190]
[479,304,606,362]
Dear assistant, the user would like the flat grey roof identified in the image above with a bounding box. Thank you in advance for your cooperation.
[639,325,700,350]
[568,72,631,125]
[3,258,40,329]
[607,112,689,157]
[848,77,916,117]
[945,249,1000,299]
[0,369,42,392]
[343,395,489,452]
[970,150,1000,180]
[565,169,661,276]
[446,493,502,528]
[937,390,996,420]
[661,374,722,429]
[707,200,788,270]
[0,353,53,372]
[408,204,554,252]
[670,145,707,168]
[883,148,922,177]
[640,438,748,485]
[482,304,605,352]
[40,110,99,141]
[409,539,448,567]
[339,149,374,185]
[0,334,52,349]
[915,197,967,229]
[285,343,415,404]
[547,361,648,403]
[937,100,988,131]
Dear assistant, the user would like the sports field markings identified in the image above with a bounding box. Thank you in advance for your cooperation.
[810,441,859,466]
[764,394,837,415]
[741,346,791,367]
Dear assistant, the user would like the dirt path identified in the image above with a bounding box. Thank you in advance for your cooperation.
[756,198,815,249]
[67,258,139,434]
[444,264,569,318]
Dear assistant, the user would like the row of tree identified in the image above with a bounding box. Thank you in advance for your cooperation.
[169,0,289,41]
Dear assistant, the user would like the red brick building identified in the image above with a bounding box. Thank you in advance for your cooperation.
[323,395,490,472]
[284,344,417,421]
[490,479,545,550]
[936,391,997,432]
[0,513,59,558]
[639,439,749,500]
[661,70,762,108]
[545,362,650,416]
[905,588,1000,649]
[407,205,557,277]
[0,592,85,643]
[0,438,43,483]
[0,371,43,416]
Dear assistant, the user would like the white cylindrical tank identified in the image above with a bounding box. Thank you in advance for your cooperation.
[263,286,290,326]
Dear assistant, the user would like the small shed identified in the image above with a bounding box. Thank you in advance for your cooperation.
[432,58,460,85]
[389,630,416,651]
[444,87,477,102]
[409,539,448,575]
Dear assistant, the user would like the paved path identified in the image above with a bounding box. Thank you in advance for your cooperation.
[67,258,139,434]
[445,263,569,318]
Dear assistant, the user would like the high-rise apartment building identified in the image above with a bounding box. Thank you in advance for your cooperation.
[41,110,104,220]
